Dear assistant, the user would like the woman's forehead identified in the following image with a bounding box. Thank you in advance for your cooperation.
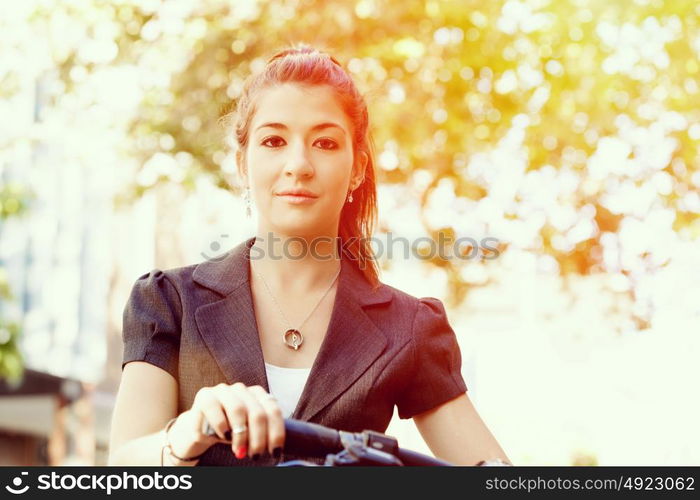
[251,83,351,133]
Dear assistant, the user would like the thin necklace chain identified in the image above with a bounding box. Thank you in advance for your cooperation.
[253,263,341,332]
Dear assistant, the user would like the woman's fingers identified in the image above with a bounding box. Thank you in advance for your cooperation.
[196,383,284,460]
[230,384,268,460]
[215,383,249,458]
[194,388,230,441]
[248,385,285,456]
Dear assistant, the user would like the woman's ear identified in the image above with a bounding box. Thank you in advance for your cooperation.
[236,149,248,188]
[351,150,368,190]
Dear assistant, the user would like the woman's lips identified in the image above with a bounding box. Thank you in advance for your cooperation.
[277,194,318,205]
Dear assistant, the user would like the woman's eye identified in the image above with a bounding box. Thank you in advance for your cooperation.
[315,138,338,150]
[261,136,285,148]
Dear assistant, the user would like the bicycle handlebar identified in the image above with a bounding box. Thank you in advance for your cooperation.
[203,418,452,466]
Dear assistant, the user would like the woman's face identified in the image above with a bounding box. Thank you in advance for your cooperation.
[239,83,366,240]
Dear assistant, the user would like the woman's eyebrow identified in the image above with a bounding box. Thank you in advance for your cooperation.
[255,122,345,134]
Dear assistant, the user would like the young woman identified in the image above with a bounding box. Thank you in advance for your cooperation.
[108,45,509,466]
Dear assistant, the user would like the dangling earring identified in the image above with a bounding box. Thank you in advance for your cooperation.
[244,187,252,218]
[347,190,354,204]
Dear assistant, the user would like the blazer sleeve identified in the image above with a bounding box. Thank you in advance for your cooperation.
[121,269,183,379]
[395,297,468,419]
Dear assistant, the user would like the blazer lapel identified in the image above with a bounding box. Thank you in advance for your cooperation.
[292,256,393,422]
[192,236,394,421]
[193,237,269,391]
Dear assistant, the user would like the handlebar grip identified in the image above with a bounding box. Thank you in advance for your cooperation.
[282,419,343,458]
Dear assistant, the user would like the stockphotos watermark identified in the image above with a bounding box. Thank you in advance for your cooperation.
[201,232,502,266]
[4,470,192,495]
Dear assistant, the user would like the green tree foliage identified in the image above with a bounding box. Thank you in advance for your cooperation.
[17,0,700,313]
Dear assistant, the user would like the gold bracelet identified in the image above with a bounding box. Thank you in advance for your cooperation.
[161,417,205,465]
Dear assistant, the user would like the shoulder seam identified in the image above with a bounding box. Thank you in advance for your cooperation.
[159,270,185,321]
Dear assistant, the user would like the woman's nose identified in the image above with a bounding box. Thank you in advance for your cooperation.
[283,142,314,178]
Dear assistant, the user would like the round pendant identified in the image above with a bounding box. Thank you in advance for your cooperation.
[283,329,303,350]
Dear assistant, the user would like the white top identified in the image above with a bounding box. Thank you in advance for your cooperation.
[264,362,312,418]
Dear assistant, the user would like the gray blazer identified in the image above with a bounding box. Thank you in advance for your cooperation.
[122,237,467,466]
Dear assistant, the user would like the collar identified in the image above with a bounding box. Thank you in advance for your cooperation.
[193,236,393,305]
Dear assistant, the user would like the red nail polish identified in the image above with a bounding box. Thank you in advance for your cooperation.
[235,445,247,459]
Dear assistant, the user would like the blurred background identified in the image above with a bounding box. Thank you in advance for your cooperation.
[0,0,698,466]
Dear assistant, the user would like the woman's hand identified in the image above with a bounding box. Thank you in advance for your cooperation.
[167,383,285,462]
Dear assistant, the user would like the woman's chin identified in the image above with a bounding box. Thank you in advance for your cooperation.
[268,219,323,236]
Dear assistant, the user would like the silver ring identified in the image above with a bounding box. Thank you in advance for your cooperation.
[232,424,248,435]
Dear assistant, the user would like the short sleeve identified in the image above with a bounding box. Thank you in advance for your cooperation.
[121,269,182,379]
[395,297,468,419]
